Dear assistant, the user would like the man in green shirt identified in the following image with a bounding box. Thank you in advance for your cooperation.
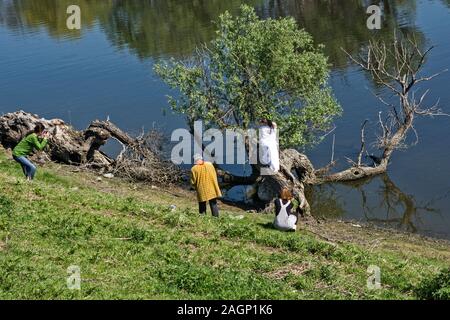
[12,123,50,181]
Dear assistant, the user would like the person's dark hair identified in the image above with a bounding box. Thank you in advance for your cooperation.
[261,118,275,130]
[33,123,45,135]
[24,123,45,138]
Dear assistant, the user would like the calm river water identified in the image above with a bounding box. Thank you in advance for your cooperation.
[1,0,449,238]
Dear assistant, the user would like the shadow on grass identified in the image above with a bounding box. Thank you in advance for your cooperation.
[258,222,274,230]
[258,222,297,233]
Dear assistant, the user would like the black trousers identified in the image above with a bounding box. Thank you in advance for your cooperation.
[199,198,219,217]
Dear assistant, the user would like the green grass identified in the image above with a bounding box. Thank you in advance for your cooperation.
[0,150,449,299]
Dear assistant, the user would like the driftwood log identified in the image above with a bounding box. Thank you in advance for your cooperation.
[0,110,122,166]
[0,111,183,185]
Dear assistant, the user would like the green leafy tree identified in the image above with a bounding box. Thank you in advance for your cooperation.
[155,5,341,149]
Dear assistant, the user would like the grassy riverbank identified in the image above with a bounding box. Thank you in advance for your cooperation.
[0,148,449,299]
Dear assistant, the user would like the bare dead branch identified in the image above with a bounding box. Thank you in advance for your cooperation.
[357,120,369,167]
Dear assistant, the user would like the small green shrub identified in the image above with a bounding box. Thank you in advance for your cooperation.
[319,265,336,285]
[129,226,148,243]
[415,268,450,300]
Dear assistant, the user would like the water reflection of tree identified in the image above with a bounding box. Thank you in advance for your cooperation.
[0,0,114,38]
[307,184,347,220]
[255,0,424,69]
[1,0,426,64]
[310,174,447,234]
[0,0,262,58]
[102,0,263,58]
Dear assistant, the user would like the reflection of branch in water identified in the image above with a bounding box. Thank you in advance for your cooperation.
[361,174,446,233]
[307,184,347,219]
[301,173,448,235]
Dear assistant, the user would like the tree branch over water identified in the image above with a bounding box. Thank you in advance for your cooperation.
[319,33,448,183]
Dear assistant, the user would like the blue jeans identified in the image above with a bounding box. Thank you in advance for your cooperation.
[13,156,37,179]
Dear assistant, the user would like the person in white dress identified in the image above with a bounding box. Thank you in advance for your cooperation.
[259,118,280,174]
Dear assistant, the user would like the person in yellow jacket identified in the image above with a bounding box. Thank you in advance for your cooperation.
[190,154,222,217]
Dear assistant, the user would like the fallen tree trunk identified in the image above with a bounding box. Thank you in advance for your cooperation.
[0,111,183,184]
[0,111,114,166]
